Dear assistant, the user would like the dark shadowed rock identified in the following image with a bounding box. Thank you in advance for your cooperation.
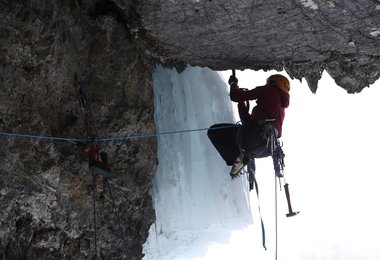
[1,1,156,259]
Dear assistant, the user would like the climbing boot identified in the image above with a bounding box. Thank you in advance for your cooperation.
[90,165,113,179]
[230,154,245,178]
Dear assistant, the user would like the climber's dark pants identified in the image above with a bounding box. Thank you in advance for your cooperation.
[207,123,268,166]
[89,160,113,179]
[207,124,240,166]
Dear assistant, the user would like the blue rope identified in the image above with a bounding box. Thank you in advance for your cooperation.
[0,124,239,142]
[0,132,83,141]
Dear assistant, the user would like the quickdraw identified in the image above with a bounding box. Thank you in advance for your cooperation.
[74,74,128,258]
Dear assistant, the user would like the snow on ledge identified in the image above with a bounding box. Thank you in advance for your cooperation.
[300,0,319,10]
[370,28,380,37]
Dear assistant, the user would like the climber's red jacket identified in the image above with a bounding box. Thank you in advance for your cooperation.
[230,83,290,137]
[86,146,101,162]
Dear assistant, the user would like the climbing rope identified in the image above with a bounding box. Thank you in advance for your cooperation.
[104,179,129,255]
[251,171,267,251]
[91,171,99,258]
[275,175,279,260]
[273,162,299,260]
[74,74,129,258]
[240,121,299,259]
[74,74,101,258]
[0,125,239,142]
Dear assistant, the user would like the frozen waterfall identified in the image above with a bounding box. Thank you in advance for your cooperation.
[143,66,254,259]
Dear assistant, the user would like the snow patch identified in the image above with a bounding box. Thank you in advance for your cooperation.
[327,1,335,8]
[300,0,319,10]
[370,28,380,37]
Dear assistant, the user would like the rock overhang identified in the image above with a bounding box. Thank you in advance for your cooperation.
[134,0,380,93]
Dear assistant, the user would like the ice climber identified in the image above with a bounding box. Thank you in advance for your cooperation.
[207,73,290,178]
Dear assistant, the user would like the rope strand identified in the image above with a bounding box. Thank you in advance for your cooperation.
[105,179,129,256]
[275,176,278,260]
[91,171,99,259]
[0,124,239,142]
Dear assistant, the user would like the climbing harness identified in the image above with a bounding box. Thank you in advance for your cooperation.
[74,74,128,258]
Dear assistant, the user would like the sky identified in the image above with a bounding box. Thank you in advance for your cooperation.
[143,66,380,260]
[219,69,380,260]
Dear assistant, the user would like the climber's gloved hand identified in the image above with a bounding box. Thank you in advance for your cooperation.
[228,75,238,86]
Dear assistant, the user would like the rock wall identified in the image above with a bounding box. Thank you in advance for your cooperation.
[0,0,156,259]
[138,0,380,93]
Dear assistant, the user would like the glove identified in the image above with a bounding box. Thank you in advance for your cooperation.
[228,75,238,85]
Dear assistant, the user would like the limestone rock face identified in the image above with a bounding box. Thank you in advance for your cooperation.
[1,1,156,259]
[138,0,380,93]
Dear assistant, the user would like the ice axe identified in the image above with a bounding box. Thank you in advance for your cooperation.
[232,69,236,77]
[284,183,299,217]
